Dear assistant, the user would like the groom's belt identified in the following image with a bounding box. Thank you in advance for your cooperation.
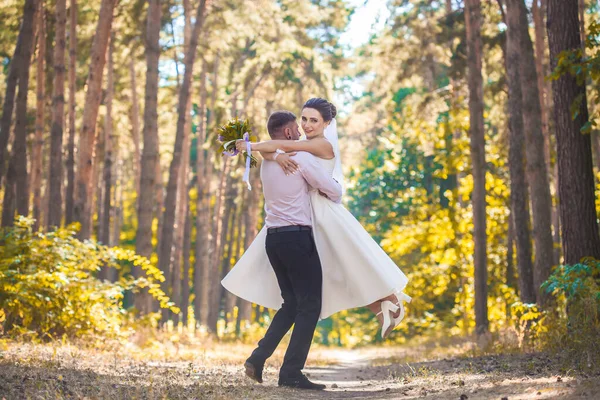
[267,225,312,234]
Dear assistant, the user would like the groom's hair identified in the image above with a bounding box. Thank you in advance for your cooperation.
[267,111,296,138]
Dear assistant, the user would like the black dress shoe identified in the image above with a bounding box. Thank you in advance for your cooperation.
[278,374,326,390]
[244,360,264,383]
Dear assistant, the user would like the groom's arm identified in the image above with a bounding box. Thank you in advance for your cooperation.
[292,152,342,204]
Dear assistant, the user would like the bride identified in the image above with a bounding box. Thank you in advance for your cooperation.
[222,98,411,338]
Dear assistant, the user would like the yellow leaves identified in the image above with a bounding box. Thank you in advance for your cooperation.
[0,218,177,341]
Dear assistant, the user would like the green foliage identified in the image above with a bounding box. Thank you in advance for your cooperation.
[541,258,600,370]
[543,258,600,303]
[0,217,176,341]
[548,20,600,134]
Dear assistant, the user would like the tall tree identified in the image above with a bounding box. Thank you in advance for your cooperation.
[547,0,600,263]
[1,0,37,228]
[181,202,192,326]
[503,0,536,303]
[73,0,117,239]
[129,55,141,196]
[134,0,161,314]
[157,0,208,318]
[532,0,561,266]
[506,0,554,306]
[194,62,210,327]
[100,35,114,280]
[32,1,46,231]
[65,0,77,225]
[0,0,36,186]
[238,169,260,325]
[47,0,67,229]
[464,0,488,335]
[166,0,194,324]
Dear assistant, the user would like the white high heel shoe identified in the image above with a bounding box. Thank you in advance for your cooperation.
[377,300,399,339]
[390,292,412,329]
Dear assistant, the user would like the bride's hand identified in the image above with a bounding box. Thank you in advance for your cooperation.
[276,152,299,175]
[235,139,246,153]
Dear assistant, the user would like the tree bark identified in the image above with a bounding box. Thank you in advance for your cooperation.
[506,0,555,306]
[547,0,600,264]
[208,169,234,331]
[464,0,489,335]
[166,0,193,325]
[0,0,36,186]
[206,159,230,331]
[181,200,192,326]
[129,55,141,196]
[504,0,537,304]
[47,0,67,229]
[73,0,117,239]
[100,35,114,280]
[227,188,244,326]
[134,0,161,315]
[238,168,260,325]
[65,0,77,225]
[1,0,37,228]
[194,62,210,327]
[532,0,562,267]
[32,1,46,232]
[157,0,208,320]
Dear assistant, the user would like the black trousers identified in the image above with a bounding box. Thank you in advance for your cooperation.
[247,228,323,378]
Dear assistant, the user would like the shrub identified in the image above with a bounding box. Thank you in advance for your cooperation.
[0,216,176,341]
[541,257,600,370]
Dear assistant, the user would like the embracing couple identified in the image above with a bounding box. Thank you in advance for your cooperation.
[222,98,411,390]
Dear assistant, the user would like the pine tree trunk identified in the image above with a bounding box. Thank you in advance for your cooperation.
[238,168,260,325]
[92,127,104,240]
[129,56,141,196]
[506,0,555,306]
[1,0,37,228]
[532,0,562,266]
[100,35,114,280]
[464,0,489,335]
[73,0,117,239]
[181,201,192,326]
[166,0,193,325]
[0,0,36,186]
[194,62,210,327]
[209,170,234,331]
[47,0,67,229]
[206,160,230,331]
[65,0,77,225]
[134,0,161,315]
[168,133,191,325]
[157,0,208,320]
[221,183,238,323]
[32,1,46,232]
[504,0,536,304]
[227,189,244,326]
[547,0,600,264]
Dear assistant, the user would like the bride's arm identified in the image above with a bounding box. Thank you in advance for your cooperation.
[238,138,334,159]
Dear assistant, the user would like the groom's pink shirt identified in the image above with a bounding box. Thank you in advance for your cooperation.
[261,151,342,228]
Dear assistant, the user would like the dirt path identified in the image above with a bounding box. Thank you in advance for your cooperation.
[0,341,598,399]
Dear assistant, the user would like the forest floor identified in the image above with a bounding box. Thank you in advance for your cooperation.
[0,334,598,400]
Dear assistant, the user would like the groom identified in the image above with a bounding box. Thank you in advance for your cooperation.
[242,110,342,390]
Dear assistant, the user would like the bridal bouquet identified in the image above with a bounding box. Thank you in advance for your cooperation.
[217,118,258,189]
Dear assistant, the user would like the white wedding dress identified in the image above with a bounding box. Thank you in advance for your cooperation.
[222,121,410,319]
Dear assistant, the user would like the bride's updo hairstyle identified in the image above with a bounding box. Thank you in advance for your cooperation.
[303,98,337,122]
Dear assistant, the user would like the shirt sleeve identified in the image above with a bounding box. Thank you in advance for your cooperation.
[293,152,343,204]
